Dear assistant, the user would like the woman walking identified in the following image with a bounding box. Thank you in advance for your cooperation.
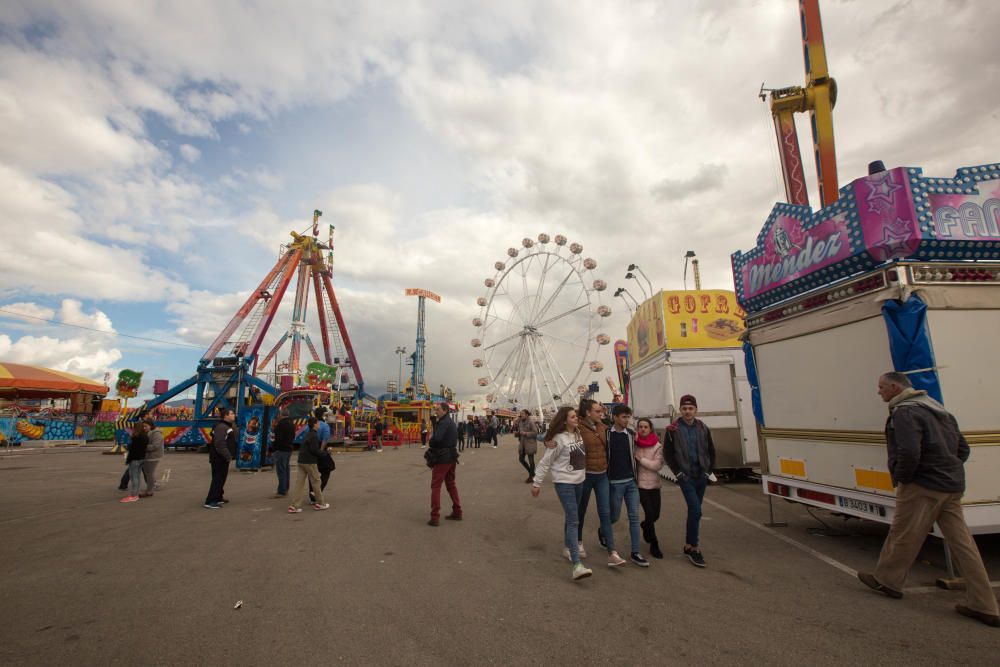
[121,423,148,503]
[531,407,592,581]
[515,409,538,483]
[140,418,163,497]
[420,420,430,448]
[634,417,665,559]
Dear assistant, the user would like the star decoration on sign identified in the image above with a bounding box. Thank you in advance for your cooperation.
[866,172,903,213]
[878,218,916,260]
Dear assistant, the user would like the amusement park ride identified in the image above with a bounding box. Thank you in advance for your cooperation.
[760,0,839,208]
[117,211,367,466]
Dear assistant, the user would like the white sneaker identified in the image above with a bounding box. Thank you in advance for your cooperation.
[607,551,627,567]
[572,563,593,580]
[578,543,588,559]
[562,547,573,562]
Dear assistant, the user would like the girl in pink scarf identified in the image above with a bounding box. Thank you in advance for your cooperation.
[634,418,665,558]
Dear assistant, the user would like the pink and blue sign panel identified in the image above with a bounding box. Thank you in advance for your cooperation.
[732,163,1000,313]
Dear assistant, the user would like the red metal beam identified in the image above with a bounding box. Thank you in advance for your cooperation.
[312,270,333,364]
[321,272,364,386]
[246,249,302,361]
[202,251,292,361]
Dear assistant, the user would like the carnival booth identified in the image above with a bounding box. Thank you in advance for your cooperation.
[0,362,110,445]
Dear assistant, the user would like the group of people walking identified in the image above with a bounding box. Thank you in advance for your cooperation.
[530,395,715,580]
[112,371,998,628]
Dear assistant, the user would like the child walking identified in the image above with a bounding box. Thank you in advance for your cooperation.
[531,407,592,581]
[634,418,665,559]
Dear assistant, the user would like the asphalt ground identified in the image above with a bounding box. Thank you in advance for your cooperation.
[1,437,998,666]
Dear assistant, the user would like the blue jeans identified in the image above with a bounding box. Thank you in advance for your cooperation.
[577,472,615,551]
[273,450,291,495]
[609,479,642,554]
[128,460,144,496]
[679,476,708,547]
[554,483,584,563]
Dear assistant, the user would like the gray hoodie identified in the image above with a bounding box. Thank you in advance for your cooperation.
[885,388,969,493]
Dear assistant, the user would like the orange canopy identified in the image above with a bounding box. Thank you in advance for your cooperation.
[0,362,109,398]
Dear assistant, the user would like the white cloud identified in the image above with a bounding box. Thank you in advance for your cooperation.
[0,301,56,322]
[1,0,998,400]
[0,300,122,380]
[179,144,201,163]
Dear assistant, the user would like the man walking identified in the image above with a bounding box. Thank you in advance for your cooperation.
[576,398,626,567]
[489,413,500,448]
[663,394,716,567]
[857,372,999,627]
[271,408,294,499]
[204,409,236,509]
[606,405,648,567]
[427,402,462,526]
[288,417,330,513]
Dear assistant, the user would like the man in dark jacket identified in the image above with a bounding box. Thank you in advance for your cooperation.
[663,394,716,568]
[204,409,236,509]
[288,417,329,513]
[427,402,461,526]
[271,409,295,498]
[857,372,998,627]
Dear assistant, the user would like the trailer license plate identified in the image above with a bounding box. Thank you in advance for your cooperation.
[838,497,886,518]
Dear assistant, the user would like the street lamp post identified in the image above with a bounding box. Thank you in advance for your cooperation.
[625,271,649,299]
[394,346,407,399]
[627,263,654,295]
[614,287,638,313]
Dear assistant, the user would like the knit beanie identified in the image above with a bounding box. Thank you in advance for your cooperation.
[679,394,697,408]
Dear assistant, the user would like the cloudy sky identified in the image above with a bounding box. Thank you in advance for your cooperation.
[0,0,997,403]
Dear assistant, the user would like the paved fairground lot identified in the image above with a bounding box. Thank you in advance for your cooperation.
[1,436,998,666]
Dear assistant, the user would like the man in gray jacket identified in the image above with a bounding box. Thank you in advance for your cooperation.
[140,418,164,497]
[857,372,998,627]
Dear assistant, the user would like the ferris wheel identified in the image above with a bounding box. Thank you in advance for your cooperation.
[471,234,612,419]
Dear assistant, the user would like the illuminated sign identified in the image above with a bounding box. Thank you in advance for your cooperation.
[662,290,745,349]
[733,163,1000,314]
[405,288,441,303]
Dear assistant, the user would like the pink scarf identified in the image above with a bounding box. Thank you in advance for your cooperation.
[636,432,659,448]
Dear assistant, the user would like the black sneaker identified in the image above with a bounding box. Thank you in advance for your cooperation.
[630,553,650,567]
[650,541,664,559]
[598,528,607,548]
[685,548,706,568]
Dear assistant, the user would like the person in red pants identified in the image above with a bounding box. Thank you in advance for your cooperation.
[426,401,461,526]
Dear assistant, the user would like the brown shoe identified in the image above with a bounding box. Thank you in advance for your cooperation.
[956,605,1000,627]
[427,519,439,526]
[857,572,903,599]
[138,492,153,498]
[445,513,463,521]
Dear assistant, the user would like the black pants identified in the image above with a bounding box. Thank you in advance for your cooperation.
[311,457,333,498]
[518,450,535,477]
[206,458,229,504]
[489,428,498,447]
[457,435,465,452]
[118,468,130,490]
[638,488,662,544]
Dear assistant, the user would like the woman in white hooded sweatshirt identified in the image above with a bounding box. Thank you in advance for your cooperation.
[531,406,592,581]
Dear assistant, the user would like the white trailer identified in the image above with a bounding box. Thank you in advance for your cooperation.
[630,347,759,473]
[732,162,1000,533]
